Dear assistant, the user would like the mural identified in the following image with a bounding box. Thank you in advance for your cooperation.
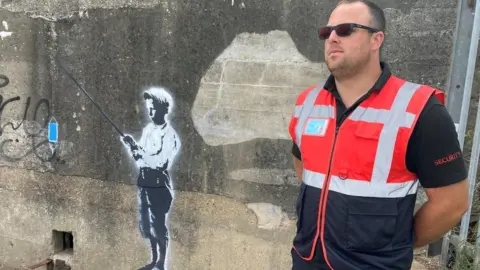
[122,87,180,270]
[0,73,70,167]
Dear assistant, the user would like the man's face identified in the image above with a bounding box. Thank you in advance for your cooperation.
[324,3,378,78]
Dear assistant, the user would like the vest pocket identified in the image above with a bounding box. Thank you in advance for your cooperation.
[352,123,383,180]
[345,199,398,251]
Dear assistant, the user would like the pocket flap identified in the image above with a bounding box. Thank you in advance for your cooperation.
[348,198,398,216]
[354,122,383,140]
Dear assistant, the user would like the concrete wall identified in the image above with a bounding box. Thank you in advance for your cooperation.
[0,0,457,269]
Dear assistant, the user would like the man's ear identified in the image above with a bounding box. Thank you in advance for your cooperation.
[372,31,384,51]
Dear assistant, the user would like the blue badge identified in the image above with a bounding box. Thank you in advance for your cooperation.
[48,117,59,144]
[304,118,329,136]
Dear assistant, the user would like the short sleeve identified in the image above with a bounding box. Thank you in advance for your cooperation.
[292,141,302,160]
[406,96,468,188]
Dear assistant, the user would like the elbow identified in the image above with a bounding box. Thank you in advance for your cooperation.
[450,197,469,222]
[458,197,469,216]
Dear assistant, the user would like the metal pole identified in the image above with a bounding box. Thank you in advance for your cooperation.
[458,0,480,248]
[472,96,480,270]
[440,0,478,265]
[444,0,476,131]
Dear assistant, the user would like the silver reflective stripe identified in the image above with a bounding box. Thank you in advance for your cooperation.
[348,81,420,184]
[329,175,419,198]
[303,168,419,198]
[294,105,334,119]
[370,82,421,184]
[294,86,322,147]
[294,106,303,117]
[303,169,326,189]
[349,107,415,127]
[310,105,335,119]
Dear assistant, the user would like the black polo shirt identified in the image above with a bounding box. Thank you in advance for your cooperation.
[292,62,467,188]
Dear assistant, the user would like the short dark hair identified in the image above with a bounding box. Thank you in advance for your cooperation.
[336,0,386,32]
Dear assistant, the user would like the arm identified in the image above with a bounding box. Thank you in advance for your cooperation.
[414,180,468,247]
[406,97,469,247]
[122,134,144,160]
[292,142,303,183]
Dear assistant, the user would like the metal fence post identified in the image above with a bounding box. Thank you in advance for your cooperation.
[440,0,479,266]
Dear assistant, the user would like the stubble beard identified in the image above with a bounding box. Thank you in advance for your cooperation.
[327,54,371,80]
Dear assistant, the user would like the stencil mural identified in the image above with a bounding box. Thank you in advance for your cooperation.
[122,87,181,270]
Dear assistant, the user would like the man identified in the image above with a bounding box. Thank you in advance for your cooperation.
[288,1,469,269]
[122,87,181,270]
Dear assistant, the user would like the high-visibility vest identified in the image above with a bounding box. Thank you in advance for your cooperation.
[288,75,445,269]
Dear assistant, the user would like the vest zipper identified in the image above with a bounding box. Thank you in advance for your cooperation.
[318,119,343,270]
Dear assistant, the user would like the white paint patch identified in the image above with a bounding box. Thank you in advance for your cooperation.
[0,20,13,40]
[0,31,12,40]
[246,203,290,230]
[191,30,329,146]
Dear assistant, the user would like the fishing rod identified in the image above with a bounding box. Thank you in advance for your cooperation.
[55,53,125,138]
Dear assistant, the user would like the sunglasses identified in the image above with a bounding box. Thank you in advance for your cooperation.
[318,23,380,40]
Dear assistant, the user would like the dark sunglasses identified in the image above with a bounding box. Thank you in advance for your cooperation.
[318,23,380,40]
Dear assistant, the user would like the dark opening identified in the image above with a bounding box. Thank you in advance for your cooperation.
[52,230,74,253]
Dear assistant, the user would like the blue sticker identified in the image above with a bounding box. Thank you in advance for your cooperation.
[304,118,329,136]
[48,117,58,143]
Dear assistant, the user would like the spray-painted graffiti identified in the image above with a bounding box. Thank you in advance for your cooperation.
[0,74,61,163]
[122,87,180,270]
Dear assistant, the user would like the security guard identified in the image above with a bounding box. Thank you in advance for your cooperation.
[288,1,469,269]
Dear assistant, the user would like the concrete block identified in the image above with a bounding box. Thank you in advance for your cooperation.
[201,61,223,83]
[221,61,266,85]
[192,107,291,146]
[383,34,452,64]
[191,82,220,108]
[216,30,311,63]
[385,8,456,35]
[229,168,298,186]
[260,63,328,87]
[218,84,300,113]
[389,62,450,88]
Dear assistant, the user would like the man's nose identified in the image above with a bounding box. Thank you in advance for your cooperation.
[327,30,341,43]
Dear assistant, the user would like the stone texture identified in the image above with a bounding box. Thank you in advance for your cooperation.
[0,167,296,269]
[0,0,465,269]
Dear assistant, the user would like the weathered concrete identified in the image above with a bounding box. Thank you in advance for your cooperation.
[0,166,295,269]
[0,0,460,269]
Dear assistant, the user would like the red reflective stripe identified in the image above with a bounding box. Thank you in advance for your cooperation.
[289,117,298,145]
[434,89,445,105]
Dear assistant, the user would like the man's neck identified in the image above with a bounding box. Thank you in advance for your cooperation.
[335,62,382,108]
